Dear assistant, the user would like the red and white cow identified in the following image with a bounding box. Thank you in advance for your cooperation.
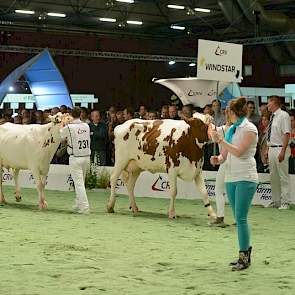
[107,116,216,220]
[0,112,72,209]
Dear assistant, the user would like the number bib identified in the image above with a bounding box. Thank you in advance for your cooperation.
[67,123,91,157]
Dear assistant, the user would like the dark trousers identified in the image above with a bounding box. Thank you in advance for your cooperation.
[91,151,107,166]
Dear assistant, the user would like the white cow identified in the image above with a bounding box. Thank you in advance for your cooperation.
[0,112,72,208]
[107,116,216,220]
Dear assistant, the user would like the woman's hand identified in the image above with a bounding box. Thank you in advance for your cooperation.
[210,155,219,165]
[211,130,223,144]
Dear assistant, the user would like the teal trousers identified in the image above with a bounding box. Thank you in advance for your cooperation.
[225,181,257,251]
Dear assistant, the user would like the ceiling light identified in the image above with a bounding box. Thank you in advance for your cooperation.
[127,20,143,25]
[169,61,176,65]
[47,12,66,17]
[99,17,117,22]
[194,7,211,13]
[186,8,195,16]
[38,13,46,20]
[189,63,196,67]
[118,21,126,28]
[170,25,185,30]
[9,86,14,92]
[167,4,185,10]
[105,0,115,7]
[15,9,35,15]
[116,0,134,3]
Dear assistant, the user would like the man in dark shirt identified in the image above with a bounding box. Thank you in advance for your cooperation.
[89,110,108,166]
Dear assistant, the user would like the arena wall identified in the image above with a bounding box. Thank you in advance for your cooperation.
[2,165,295,206]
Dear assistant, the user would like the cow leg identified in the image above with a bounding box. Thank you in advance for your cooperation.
[32,170,47,209]
[194,174,216,221]
[125,168,141,214]
[14,169,22,202]
[107,161,127,213]
[168,172,177,219]
[0,166,7,204]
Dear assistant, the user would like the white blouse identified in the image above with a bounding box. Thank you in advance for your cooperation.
[224,118,259,183]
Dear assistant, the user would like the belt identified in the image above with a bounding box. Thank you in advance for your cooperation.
[269,145,282,148]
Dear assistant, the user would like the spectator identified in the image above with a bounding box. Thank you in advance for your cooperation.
[259,103,268,115]
[138,105,147,119]
[182,104,194,118]
[168,105,179,120]
[80,107,90,123]
[51,107,60,115]
[106,106,117,125]
[43,110,51,123]
[212,99,225,127]
[203,104,213,116]
[21,109,31,124]
[266,95,291,209]
[257,110,271,172]
[60,105,68,114]
[35,110,44,124]
[116,110,125,124]
[289,110,295,174]
[148,111,158,120]
[246,101,260,127]
[13,115,22,124]
[178,110,184,120]
[22,117,31,125]
[107,109,118,166]
[160,105,169,119]
[89,110,108,166]
[0,116,5,125]
[123,107,134,121]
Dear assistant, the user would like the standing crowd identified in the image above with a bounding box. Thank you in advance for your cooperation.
[0,100,295,174]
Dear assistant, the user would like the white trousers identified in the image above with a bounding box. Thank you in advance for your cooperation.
[69,156,90,209]
[268,147,290,205]
[215,162,226,217]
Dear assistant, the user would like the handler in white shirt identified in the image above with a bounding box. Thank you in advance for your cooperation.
[266,96,291,209]
[60,107,91,214]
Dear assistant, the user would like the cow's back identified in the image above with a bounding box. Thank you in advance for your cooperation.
[0,122,60,171]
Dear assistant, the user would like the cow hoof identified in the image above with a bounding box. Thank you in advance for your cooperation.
[0,198,7,205]
[15,196,22,202]
[107,206,115,213]
[168,212,176,219]
[130,206,139,213]
[39,200,48,209]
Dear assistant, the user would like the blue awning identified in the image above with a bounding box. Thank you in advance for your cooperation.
[0,49,73,110]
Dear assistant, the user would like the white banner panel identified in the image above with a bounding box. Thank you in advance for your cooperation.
[154,78,228,107]
[197,39,243,83]
[2,165,295,207]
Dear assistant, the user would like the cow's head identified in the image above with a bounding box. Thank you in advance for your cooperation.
[48,112,73,125]
[183,117,209,146]
[192,112,214,141]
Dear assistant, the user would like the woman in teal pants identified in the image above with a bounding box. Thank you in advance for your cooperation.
[210,96,258,271]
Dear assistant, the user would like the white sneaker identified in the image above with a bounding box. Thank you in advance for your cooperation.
[278,203,290,210]
[73,206,90,214]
